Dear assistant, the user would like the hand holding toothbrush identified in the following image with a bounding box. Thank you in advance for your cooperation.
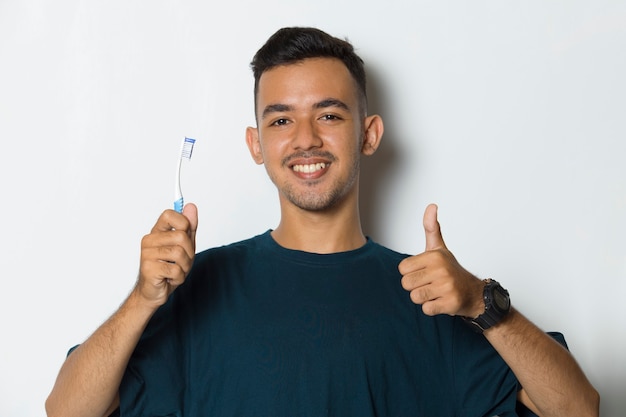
[134,203,198,309]
[131,136,198,309]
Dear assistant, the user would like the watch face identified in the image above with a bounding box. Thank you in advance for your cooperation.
[493,288,510,310]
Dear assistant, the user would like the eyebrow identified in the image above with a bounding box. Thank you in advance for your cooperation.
[314,98,350,111]
[261,98,351,120]
[261,103,293,119]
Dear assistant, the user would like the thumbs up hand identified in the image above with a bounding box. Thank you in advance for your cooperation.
[399,204,485,318]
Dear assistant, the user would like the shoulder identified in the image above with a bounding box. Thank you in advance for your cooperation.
[365,238,411,265]
[194,231,271,265]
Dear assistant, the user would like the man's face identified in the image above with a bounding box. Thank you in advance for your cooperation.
[246,57,369,212]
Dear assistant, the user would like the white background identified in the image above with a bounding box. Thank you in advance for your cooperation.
[1,1,625,416]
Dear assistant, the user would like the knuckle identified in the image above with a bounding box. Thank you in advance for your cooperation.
[400,275,412,290]
[159,260,186,283]
[158,245,183,261]
[422,302,439,316]
[410,287,429,304]
[159,259,176,276]
[398,258,413,274]
[410,291,422,305]
[141,233,154,248]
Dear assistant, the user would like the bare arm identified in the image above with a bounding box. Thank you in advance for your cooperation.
[45,205,198,417]
[484,308,599,417]
[399,204,599,417]
[45,293,155,417]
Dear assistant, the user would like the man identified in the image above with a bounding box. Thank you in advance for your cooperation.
[46,27,599,417]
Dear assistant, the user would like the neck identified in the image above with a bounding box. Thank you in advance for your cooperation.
[271,192,366,254]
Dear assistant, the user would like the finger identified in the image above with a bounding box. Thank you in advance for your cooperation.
[420,286,466,317]
[400,265,430,291]
[142,226,195,259]
[408,281,459,316]
[406,279,446,310]
[141,243,194,272]
[138,257,187,300]
[151,209,192,234]
[182,203,198,247]
[420,298,446,316]
[424,203,446,251]
[151,258,187,286]
[398,252,424,276]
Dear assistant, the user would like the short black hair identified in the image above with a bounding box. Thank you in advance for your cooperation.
[250,27,367,116]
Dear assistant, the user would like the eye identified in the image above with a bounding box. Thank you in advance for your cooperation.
[270,118,290,127]
[319,114,342,121]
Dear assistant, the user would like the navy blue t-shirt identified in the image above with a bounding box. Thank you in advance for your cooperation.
[119,231,519,416]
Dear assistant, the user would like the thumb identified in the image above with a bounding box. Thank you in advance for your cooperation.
[423,203,446,251]
[182,203,199,245]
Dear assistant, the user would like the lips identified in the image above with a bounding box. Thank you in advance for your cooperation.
[290,160,330,179]
[284,152,335,179]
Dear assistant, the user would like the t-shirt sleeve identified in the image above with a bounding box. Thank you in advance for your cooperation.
[118,290,188,417]
[451,318,520,417]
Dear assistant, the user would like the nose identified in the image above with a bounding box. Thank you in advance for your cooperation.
[292,120,323,150]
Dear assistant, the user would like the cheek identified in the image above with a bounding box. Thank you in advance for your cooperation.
[258,140,287,166]
[323,124,361,147]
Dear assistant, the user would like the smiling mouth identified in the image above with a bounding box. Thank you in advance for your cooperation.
[292,162,327,173]
[284,151,336,176]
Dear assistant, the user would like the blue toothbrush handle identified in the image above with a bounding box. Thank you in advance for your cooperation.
[174,197,184,213]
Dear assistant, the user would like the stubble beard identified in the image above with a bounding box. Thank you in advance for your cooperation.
[271,152,361,212]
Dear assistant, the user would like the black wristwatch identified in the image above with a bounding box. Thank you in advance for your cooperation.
[463,279,511,333]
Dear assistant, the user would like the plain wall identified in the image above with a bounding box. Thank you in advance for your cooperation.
[1,1,624,415]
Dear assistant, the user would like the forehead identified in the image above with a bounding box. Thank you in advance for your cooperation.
[256,58,359,109]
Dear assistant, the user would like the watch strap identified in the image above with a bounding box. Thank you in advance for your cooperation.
[462,279,510,334]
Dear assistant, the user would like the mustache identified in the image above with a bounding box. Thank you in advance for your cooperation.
[282,151,337,166]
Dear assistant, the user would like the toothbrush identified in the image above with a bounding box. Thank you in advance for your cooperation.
[174,137,196,213]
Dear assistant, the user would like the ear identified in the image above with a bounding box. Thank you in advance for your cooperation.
[361,114,384,156]
[245,126,264,164]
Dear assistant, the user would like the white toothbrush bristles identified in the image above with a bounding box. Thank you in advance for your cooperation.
[181,137,196,160]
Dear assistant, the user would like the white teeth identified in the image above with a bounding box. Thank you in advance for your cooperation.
[293,162,326,173]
